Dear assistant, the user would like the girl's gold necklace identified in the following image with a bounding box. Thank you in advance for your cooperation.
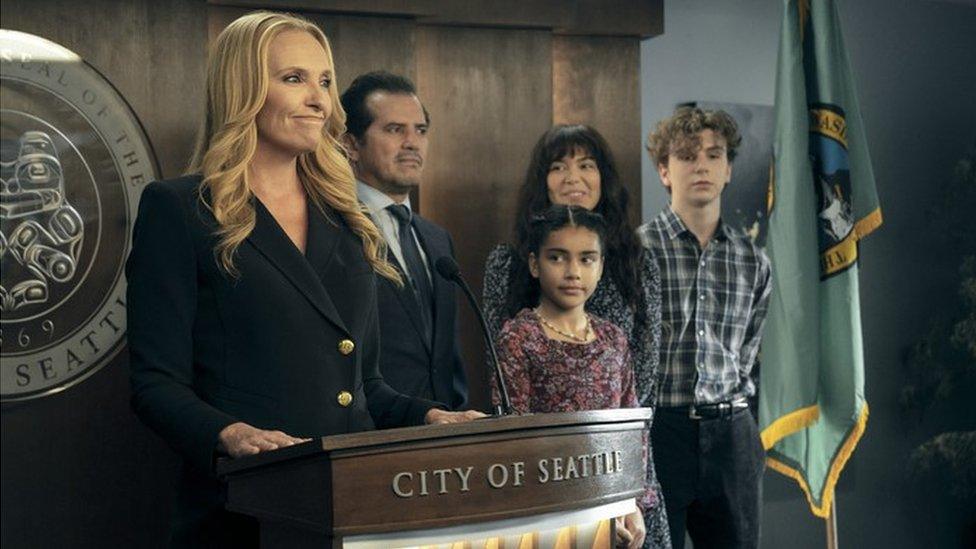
[534,307,592,343]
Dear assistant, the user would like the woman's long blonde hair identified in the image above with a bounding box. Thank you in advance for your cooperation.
[187,11,399,283]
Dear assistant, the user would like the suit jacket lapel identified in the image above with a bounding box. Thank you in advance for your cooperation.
[385,251,433,354]
[412,219,449,352]
[246,199,350,336]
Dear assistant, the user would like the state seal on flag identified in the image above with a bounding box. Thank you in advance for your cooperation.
[809,103,857,278]
[0,30,157,401]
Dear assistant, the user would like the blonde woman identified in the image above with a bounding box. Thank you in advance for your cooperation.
[126,12,482,547]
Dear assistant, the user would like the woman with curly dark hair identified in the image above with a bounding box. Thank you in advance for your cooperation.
[482,124,671,549]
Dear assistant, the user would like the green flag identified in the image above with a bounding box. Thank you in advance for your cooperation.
[760,0,881,518]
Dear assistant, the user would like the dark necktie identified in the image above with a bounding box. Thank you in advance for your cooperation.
[387,204,433,345]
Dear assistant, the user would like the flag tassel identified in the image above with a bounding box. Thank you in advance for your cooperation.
[760,403,820,450]
[766,403,869,518]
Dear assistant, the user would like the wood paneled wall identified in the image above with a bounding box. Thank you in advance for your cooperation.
[0,2,652,546]
[416,25,554,397]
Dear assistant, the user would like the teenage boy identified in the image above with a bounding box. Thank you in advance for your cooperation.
[639,107,772,549]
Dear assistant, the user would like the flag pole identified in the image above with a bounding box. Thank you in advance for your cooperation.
[825,499,838,549]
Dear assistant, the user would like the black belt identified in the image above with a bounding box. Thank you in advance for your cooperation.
[663,398,750,420]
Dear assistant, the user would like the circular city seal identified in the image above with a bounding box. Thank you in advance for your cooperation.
[0,30,158,401]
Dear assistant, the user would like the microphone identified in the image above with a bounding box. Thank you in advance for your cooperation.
[435,256,514,416]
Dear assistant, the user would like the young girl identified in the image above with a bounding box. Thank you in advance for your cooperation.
[492,205,648,549]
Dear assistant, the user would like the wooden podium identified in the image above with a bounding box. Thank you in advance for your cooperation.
[217,408,651,548]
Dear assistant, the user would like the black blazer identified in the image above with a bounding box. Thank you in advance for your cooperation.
[375,214,468,409]
[126,176,435,545]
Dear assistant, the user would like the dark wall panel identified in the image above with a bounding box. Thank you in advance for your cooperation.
[208,6,417,87]
[312,13,416,87]
[208,0,664,38]
[415,25,553,410]
[145,0,209,178]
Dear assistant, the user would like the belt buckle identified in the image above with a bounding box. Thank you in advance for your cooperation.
[688,405,702,420]
[717,402,731,417]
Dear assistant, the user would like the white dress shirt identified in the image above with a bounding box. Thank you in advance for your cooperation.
[356,181,432,285]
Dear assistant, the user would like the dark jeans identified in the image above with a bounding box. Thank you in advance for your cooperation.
[651,406,765,549]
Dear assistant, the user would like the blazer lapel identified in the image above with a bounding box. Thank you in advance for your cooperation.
[246,199,350,336]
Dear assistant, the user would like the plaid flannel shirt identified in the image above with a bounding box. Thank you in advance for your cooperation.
[638,208,772,407]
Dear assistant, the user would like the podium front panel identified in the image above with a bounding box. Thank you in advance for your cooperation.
[329,422,645,535]
[219,409,653,546]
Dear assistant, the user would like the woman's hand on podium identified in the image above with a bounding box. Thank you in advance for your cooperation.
[424,408,488,424]
[217,422,310,458]
[616,508,646,549]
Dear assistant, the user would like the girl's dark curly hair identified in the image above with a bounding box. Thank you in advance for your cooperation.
[505,125,645,323]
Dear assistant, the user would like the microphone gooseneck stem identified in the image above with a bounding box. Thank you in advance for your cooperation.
[453,275,514,416]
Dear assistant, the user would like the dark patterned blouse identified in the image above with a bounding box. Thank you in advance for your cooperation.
[483,244,662,405]
[483,245,672,549]
[492,309,662,542]
[493,308,637,414]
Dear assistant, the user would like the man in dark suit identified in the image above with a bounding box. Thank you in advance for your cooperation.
[341,72,468,409]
